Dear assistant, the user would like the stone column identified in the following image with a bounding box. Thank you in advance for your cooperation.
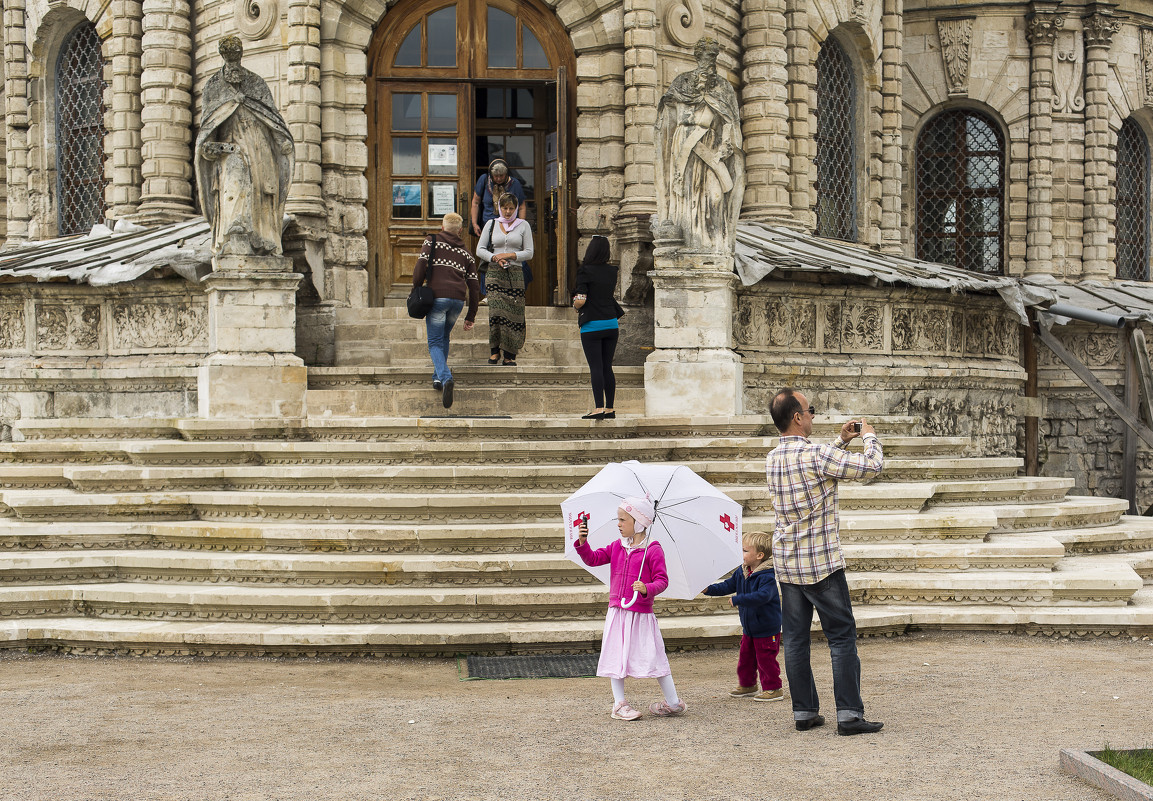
[198,254,307,419]
[135,0,196,223]
[879,0,904,254]
[1081,5,1119,279]
[1024,5,1064,276]
[106,0,144,220]
[644,244,744,416]
[739,0,795,226]
[616,0,659,303]
[786,0,813,230]
[284,0,325,220]
[3,0,30,246]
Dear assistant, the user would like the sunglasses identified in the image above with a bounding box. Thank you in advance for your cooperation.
[795,406,816,417]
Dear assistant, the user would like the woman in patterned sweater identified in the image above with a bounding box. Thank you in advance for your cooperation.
[476,193,534,365]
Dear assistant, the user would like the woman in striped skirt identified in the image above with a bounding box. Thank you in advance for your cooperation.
[476,193,534,365]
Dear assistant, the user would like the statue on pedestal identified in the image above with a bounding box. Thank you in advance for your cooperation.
[654,38,745,254]
[195,36,294,258]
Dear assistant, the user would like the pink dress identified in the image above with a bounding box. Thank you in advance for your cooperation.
[574,537,672,679]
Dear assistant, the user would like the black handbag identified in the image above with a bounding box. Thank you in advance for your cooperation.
[406,235,437,319]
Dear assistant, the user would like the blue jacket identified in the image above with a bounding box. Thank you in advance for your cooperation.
[704,563,782,638]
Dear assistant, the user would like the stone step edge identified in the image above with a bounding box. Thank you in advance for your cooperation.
[2,605,1151,656]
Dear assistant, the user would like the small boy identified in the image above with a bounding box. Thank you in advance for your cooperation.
[703,530,784,702]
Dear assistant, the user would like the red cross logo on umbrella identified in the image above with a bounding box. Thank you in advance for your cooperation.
[720,513,736,532]
[573,511,590,527]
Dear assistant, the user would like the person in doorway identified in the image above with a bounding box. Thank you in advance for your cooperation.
[411,212,480,409]
[470,158,526,301]
[572,236,624,420]
[476,193,533,366]
[766,388,885,735]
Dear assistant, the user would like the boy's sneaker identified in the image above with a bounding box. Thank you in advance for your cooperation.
[729,685,758,698]
[754,689,785,702]
[648,699,687,717]
[610,702,641,721]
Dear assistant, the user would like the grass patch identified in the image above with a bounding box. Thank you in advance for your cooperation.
[1097,744,1153,786]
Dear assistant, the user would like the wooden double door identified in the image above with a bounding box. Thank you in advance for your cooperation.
[367,0,575,306]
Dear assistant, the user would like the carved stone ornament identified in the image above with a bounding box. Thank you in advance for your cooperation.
[1083,12,1120,47]
[0,305,25,351]
[1026,12,1065,47]
[664,0,705,48]
[937,18,974,96]
[235,0,278,41]
[1052,29,1084,113]
[1142,28,1153,105]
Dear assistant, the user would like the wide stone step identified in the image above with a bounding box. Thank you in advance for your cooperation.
[841,533,1065,571]
[851,558,1143,606]
[1053,516,1153,554]
[0,582,731,623]
[10,455,1027,494]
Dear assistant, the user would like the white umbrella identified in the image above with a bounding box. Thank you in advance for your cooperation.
[560,460,744,602]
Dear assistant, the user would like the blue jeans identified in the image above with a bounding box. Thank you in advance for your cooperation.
[779,569,865,722]
[425,297,463,384]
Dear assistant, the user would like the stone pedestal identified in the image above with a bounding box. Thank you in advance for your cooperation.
[198,255,306,419]
[644,247,744,416]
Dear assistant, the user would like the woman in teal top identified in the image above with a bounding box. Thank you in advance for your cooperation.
[572,236,622,420]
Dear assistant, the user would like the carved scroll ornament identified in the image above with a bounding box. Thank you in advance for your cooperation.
[235,0,278,41]
[937,18,974,96]
[1052,29,1084,113]
[664,0,705,48]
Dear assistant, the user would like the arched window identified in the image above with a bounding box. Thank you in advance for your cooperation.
[56,21,107,236]
[1117,117,1150,281]
[916,109,1004,274]
[815,37,856,241]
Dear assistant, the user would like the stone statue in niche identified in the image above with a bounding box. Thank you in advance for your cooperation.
[653,37,745,253]
[195,36,294,258]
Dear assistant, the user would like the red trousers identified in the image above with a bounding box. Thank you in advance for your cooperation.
[737,633,782,690]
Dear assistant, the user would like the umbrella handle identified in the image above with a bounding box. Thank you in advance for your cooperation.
[620,541,649,609]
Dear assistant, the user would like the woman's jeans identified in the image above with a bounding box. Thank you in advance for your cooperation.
[779,569,865,722]
[579,328,618,408]
[425,297,463,384]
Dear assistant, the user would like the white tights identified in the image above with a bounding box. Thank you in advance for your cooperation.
[610,674,679,706]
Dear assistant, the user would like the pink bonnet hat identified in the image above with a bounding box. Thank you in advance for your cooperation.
[619,495,655,530]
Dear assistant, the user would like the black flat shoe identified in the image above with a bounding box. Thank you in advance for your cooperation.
[581,412,605,420]
[837,718,883,736]
[503,359,517,366]
[601,411,616,419]
[487,354,500,365]
[795,715,825,731]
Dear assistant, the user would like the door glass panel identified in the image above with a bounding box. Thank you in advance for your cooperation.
[428,137,458,175]
[523,26,549,68]
[487,7,517,68]
[392,182,422,218]
[392,93,422,131]
[427,7,456,67]
[395,24,420,67]
[392,138,421,174]
[428,94,457,131]
[515,88,534,118]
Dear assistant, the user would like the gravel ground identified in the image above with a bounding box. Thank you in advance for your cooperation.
[1,631,1150,801]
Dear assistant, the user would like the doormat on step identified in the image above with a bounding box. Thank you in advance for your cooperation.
[462,654,599,680]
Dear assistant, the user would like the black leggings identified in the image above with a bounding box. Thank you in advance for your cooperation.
[580,328,619,408]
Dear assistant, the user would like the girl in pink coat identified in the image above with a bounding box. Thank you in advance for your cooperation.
[574,495,687,721]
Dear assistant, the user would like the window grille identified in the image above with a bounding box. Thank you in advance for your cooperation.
[56,22,107,236]
[815,37,857,242]
[916,109,1004,274]
[1117,118,1150,281]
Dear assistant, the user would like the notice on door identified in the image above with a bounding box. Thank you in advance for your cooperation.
[428,143,457,168]
[431,183,456,215]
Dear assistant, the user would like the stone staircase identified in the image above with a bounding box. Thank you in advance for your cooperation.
[0,414,1150,656]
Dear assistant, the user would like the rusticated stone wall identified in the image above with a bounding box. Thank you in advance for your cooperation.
[736,279,1025,456]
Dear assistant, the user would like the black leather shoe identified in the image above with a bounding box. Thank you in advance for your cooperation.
[581,412,605,420]
[442,379,454,409]
[795,715,825,731]
[432,380,442,391]
[837,718,883,736]
[601,411,616,419]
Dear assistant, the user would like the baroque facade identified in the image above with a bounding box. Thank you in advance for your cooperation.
[2,0,1153,503]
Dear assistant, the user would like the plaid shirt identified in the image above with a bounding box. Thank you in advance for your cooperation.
[766,434,884,585]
